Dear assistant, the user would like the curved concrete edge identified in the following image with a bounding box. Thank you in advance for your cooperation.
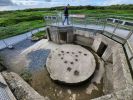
[1,71,49,100]
[46,44,96,84]
[0,73,16,100]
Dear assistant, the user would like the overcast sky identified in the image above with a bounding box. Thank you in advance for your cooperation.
[0,0,133,11]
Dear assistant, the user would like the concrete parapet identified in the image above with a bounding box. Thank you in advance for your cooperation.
[2,71,47,100]
[112,44,133,91]
[0,73,16,100]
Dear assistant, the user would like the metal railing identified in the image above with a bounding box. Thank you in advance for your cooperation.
[44,13,133,72]
[0,27,46,50]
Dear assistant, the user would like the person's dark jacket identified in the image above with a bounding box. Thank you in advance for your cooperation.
[64,7,69,16]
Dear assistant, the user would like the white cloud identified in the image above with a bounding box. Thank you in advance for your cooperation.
[10,0,133,6]
[0,0,133,11]
[103,0,133,6]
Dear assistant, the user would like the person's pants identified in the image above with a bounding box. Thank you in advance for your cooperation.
[63,16,69,25]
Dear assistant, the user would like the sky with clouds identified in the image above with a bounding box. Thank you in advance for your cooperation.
[0,0,133,11]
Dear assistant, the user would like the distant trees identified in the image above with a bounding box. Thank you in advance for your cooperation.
[105,4,133,10]
[49,4,133,11]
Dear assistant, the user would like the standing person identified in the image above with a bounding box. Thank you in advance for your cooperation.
[63,4,69,25]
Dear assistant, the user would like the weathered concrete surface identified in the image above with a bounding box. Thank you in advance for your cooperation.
[103,63,114,94]
[92,86,133,100]
[2,71,47,100]
[46,44,96,84]
[92,93,117,100]
[73,27,117,62]
[74,35,94,48]
[112,44,133,91]
[92,37,102,53]
[0,73,16,100]
[94,34,117,62]
[91,54,105,84]
[48,26,74,44]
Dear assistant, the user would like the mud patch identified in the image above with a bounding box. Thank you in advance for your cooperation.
[31,68,104,100]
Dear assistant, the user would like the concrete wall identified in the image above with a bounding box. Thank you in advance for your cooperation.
[112,44,133,91]
[74,27,117,62]
[2,71,47,100]
[46,26,133,100]
[73,27,133,98]
[0,73,16,100]
[48,26,74,44]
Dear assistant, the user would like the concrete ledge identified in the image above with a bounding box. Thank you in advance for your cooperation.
[2,71,47,100]
[0,73,16,100]
[112,44,133,91]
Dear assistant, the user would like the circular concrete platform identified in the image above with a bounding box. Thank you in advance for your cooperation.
[46,44,96,84]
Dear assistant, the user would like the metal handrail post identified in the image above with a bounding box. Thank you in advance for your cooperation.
[111,22,120,38]
[103,18,107,32]
[25,33,28,39]
[71,17,73,26]
[2,39,8,48]
[44,16,47,26]
[126,30,133,40]
[57,15,59,26]
[124,30,133,44]
[84,16,87,27]
[31,30,33,36]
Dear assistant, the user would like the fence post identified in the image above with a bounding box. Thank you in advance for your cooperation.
[103,18,107,32]
[126,30,133,40]
[84,15,87,27]
[2,39,8,48]
[31,31,33,36]
[25,33,28,39]
[111,21,120,38]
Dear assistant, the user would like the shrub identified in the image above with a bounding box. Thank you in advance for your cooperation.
[20,70,32,84]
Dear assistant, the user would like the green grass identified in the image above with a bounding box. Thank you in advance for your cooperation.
[0,10,56,39]
[0,20,45,39]
[0,9,132,39]
[20,70,32,84]
[70,10,133,20]
[31,30,46,41]
[33,31,46,38]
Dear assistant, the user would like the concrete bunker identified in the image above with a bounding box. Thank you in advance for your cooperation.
[0,25,132,100]
[45,25,133,100]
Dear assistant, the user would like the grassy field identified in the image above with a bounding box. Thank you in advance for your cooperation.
[0,9,133,39]
[0,10,56,39]
[70,9,133,20]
